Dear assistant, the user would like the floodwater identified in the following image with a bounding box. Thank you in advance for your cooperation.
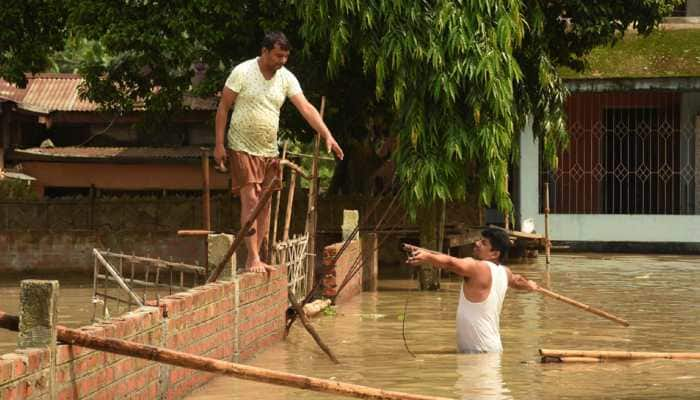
[0,273,95,354]
[187,253,700,400]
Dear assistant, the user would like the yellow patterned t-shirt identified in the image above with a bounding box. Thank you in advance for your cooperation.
[225,58,302,157]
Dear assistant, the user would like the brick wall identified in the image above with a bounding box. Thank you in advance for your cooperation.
[0,267,288,399]
[321,240,363,305]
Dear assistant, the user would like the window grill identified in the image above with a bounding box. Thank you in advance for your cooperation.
[541,91,697,215]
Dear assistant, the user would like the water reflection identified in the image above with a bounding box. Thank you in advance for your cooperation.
[455,353,511,400]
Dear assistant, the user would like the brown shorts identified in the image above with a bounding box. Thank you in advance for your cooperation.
[228,150,281,196]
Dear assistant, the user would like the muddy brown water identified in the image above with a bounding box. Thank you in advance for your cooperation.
[187,253,700,400]
[1,254,698,399]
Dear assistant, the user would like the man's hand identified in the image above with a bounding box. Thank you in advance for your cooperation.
[404,244,431,266]
[214,144,227,170]
[511,273,539,292]
[325,135,344,160]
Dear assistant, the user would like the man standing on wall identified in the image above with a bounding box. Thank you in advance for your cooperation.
[214,31,344,273]
[405,228,538,353]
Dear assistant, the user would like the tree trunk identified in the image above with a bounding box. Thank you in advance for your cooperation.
[417,202,442,290]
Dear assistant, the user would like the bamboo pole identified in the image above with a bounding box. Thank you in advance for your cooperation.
[207,180,278,283]
[287,292,340,364]
[177,229,214,236]
[503,174,509,231]
[281,159,311,180]
[536,287,629,327]
[283,171,298,243]
[0,311,451,400]
[540,349,700,361]
[541,356,601,363]
[305,96,325,295]
[271,141,289,257]
[201,148,212,275]
[99,251,206,274]
[93,249,144,307]
[544,182,551,265]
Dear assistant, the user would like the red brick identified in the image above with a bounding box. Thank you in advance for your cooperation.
[14,348,48,372]
[0,354,27,378]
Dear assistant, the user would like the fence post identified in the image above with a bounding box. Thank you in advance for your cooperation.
[18,279,59,400]
[360,232,378,292]
[208,233,236,280]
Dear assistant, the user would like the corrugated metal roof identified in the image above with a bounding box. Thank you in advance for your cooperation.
[20,74,93,112]
[0,171,36,181]
[14,146,206,160]
[0,74,217,114]
[0,79,27,102]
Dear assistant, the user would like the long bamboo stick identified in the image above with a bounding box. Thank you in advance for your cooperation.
[202,148,211,274]
[271,141,289,256]
[287,292,340,364]
[544,182,551,265]
[541,356,601,363]
[282,171,297,243]
[305,97,325,296]
[536,287,629,327]
[0,311,450,400]
[281,159,310,180]
[207,180,278,283]
[540,349,700,361]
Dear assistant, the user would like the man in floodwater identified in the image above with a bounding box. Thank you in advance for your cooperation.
[405,228,538,353]
[214,31,344,273]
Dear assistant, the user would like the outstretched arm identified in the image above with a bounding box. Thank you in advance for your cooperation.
[404,244,480,278]
[505,267,539,291]
[289,93,344,160]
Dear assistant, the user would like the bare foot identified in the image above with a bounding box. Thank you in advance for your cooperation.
[246,259,277,273]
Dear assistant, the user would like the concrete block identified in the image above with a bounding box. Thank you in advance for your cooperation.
[208,233,236,280]
[341,209,359,242]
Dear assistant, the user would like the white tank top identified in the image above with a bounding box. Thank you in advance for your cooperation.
[456,261,508,353]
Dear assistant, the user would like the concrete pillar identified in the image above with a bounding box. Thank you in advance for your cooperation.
[208,233,236,280]
[341,209,359,242]
[18,279,58,400]
[360,232,378,292]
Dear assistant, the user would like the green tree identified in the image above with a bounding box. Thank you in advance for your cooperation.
[292,0,679,289]
[0,0,67,86]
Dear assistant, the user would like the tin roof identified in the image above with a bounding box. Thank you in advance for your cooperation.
[12,146,210,163]
[0,74,217,114]
[0,79,27,103]
[15,146,206,160]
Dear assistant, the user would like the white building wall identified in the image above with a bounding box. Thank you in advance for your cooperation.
[518,118,700,243]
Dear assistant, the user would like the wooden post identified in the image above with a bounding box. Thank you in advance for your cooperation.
[0,106,9,173]
[0,311,448,400]
[201,148,211,274]
[271,141,288,258]
[305,96,325,292]
[544,182,551,265]
[18,280,59,400]
[283,171,298,243]
[360,232,378,292]
[89,184,96,230]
